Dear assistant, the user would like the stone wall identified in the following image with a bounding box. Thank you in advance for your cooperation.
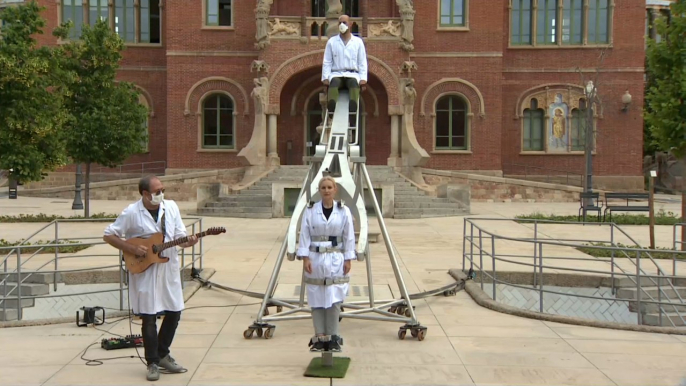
[422,169,584,202]
[20,169,246,202]
[23,172,150,189]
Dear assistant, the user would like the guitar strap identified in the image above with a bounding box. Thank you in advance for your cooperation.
[160,211,166,243]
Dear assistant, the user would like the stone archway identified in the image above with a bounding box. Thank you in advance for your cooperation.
[268,50,400,111]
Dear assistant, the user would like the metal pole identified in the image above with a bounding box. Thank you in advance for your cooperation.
[492,235,496,301]
[72,164,83,210]
[533,221,538,287]
[191,222,196,270]
[119,250,124,311]
[649,175,655,249]
[658,269,662,327]
[611,224,616,295]
[16,248,22,320]
[538,242,543,313]
[199,218,204,271]
[462,218,467,270]
[479,229,483,290]
[637,250,642,325]
[469,222,474,271]
[54,221,59,291]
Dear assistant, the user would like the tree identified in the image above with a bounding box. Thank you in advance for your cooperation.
[645,0,686,247]
[0,2,70,183]
[61,18,148,217]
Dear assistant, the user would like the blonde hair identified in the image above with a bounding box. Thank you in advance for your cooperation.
[318,176,337,190]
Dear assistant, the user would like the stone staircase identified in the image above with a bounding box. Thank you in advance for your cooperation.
[0,272,53,321]
[616,283,686,327]
[197,165,467,219]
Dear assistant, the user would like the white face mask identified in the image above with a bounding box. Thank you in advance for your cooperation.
[339,23,349,34]
[150,192,164,205]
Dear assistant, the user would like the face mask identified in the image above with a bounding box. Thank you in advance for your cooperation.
[150,192,164,205]
[339,23,349,34]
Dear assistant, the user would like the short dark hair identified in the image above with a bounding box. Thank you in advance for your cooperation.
[138,175,159,195]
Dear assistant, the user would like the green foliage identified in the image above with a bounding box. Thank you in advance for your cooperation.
[577,242,681,260]
[0,212,118,223]
[515,210,682,225]
[0,238,90,254]
[0,2,71,183]
[61,18,148,167]
[645,0,686,158]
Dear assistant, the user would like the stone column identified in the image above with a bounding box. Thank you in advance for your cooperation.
[326,0,342,36]
[388,114,400,166]
[268,113,280,165]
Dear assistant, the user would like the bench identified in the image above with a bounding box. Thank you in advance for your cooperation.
[578,192,602,222]
[603,192,649,222]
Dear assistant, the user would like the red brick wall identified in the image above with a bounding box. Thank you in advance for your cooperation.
[28,0,645,180]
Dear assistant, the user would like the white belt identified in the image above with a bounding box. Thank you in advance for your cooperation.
[304,276,350,286]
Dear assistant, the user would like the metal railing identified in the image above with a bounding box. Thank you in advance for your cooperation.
[463,218,686,327]
[1,217,205,321]
[504,163,583,187]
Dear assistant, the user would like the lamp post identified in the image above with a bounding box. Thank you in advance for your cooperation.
[583,80,596,222]
[71,163,83,210]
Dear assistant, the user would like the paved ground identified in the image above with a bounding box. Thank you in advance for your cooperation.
[1,195,686,385]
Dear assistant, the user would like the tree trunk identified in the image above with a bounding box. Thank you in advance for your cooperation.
[85,163,91,218]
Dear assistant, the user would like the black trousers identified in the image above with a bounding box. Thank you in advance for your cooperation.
[140,311,181,365]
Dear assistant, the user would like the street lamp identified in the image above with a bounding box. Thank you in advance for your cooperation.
[582,80,596,221]
[71,163,83,210]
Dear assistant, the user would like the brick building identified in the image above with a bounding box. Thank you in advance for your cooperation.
[10,0,648,189]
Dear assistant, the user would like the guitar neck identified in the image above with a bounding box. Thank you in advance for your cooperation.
[157,232,205,253]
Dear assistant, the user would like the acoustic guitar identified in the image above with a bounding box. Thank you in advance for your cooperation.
[122,227,226,274]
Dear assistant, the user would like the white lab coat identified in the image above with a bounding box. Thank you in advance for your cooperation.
[297,201,357,309]
[321,34,368,83]
[104,199,187,315]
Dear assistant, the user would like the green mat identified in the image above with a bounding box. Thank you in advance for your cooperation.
[304,357,351,378]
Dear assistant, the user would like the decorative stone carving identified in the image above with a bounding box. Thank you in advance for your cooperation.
[399,78,429,178]
[268,18,300,37]
[400,61,418,77]
[396,0,415,51]
[325,0,343,37]
[255,0,273,50]
[368,20,402,38]
[237,77,270,167]
[251,60,270,75]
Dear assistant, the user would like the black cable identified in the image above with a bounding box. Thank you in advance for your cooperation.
[80,342,141,366]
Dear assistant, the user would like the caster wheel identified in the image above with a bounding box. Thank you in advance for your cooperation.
[255,328,263,338]
[417,329,426,341]
[264,327,274,339]
[411,329,418,338]
[398,330,407,340]
[276,306,283,313]
[263,308,270,316]
[404,309,412,317]
[389,306,397,313]
[243,329,254,339]
[395,307,403,315]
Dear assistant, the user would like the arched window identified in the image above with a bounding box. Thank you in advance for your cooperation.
[202,94,234,149]
[523,98,544,151]
[435,95,469,150]
[570,108,585,151]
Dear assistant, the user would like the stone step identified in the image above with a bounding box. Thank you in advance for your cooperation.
[2,298,35,308]
[198,207,272,214]
[617,286,686,300]
[642,312,686,327]
[394,196,444,203]
[0,282,49,296]
[214,195,271,203]
[0,308,18,321]
[394,201,465,209]
[393,208,466,217]
[197,212,272,219]
[0,272,61,284]
[613,277,674,289]
[206,202,271,209]
[629,300,686,314]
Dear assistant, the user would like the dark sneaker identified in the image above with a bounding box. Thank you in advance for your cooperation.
[308,337,325,352]
[349,102,357,113]
[329,335,342,352]
[327,99,337,112]
[146,363,160,381]
[159,354,185,373]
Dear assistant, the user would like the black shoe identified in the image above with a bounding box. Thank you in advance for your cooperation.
[349,102,357,113]
[308,337,325,352]
[329,335,342,352]
[327,99,336,112]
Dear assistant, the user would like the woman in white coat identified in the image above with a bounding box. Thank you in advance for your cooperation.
[297,176,356,352]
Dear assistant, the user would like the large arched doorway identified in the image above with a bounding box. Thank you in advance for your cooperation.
[278,67,387,165]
